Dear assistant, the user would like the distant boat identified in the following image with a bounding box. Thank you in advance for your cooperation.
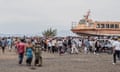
[71,10,120,36]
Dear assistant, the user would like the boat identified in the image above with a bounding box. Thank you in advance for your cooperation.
[71,10,120,36]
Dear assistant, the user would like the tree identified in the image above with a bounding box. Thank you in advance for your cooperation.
[42,28,57,37]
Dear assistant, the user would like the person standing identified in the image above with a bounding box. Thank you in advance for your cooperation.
[57,39,63,55]
[7,37,12,52]
[33,41,42,67]
[95,40,101,55]
[1,38,7,54]
[71,39,79,54]
[91,39,96,54]
[78,39,82,52]
[51,39,57,53]
[84,38,90,54]
[67,37,72,54]
[0,38,2,49]
[17,39,26,65]
[62,39,67,54]
[47,40,52,53]
[26,40,33,66]
[112,37,120,65]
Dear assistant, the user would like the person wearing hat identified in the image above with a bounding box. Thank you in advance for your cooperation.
[112,37,120,65]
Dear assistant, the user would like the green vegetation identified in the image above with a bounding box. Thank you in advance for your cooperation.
[42,28,57,37]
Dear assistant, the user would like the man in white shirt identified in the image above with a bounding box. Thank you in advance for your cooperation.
[57,39,63,55]
[71,39,79,54]
[51,39,57,53]
[112,37,120,64]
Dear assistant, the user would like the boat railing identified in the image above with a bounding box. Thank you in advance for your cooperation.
[71,22,77,29]
[71,23,95,29]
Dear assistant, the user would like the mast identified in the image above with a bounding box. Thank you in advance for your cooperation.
[84,10,91,20]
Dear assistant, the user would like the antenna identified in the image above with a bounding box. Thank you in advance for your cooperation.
[84,9,91,19]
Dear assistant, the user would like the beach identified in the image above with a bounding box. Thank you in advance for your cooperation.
[0,49,120,72]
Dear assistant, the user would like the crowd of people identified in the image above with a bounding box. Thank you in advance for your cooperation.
[0,37,42,67]
[0,36,120,65]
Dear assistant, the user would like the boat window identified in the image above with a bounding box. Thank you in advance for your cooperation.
[101,24,105,28]
[96,24,100,28]
[115,24,119,28]
[110,24,114,28]
[79,19,86,24]
[89,23,93,27]
[106,24,109,28]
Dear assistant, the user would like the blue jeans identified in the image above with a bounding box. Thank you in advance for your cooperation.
[19,53,24,64]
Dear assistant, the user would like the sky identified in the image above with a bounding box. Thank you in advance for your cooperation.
[0,0,120,36]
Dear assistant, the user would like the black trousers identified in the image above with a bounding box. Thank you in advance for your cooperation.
[113,50,120,63]
[52,46,56,53]
[48,46,52,52]
[2,47,5,53]
[58,46,63,55]
[26,57,33,65]
[95,47,100,53]
[19,53,24,64]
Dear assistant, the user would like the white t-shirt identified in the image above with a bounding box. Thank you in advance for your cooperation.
[112,40,120,50]
[57,41,63,46]
[48,42,52,47]
[78,41,82,47]
[52,40,56,46]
